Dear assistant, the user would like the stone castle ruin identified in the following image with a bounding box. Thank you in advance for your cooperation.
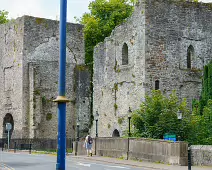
[0,16,91,139]
[1,0,212,140]
[91,0,212,137]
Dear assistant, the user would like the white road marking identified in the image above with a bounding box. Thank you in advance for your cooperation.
[103,165,130,169]
[77,162,91,167]
[89,162,130,169]
[0,163,15,170]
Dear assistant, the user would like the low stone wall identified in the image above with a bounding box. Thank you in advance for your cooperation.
[128,138,188,165]
[191,145,212,166]
[74,137,188,166]
[97,138,128,158]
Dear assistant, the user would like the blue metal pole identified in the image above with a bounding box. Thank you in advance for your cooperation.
[59,0,67,96]
[55,0,67,169]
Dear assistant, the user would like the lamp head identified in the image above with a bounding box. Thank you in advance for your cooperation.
[128,115,131,120]
[177,110,182,120]
[95,110,99,121]
[128,107,132,120]
[128,107,132,113]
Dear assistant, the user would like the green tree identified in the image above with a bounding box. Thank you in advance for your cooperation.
[188,99,212,145]
[198,62,212,114]
[77,0,134,68]
[0,10,9,24]
[131,90,191,140]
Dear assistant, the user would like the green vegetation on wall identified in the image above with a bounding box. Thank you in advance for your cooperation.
[46,113,53,121]
[0,10,9,24]
[118,117,124,124]
[199,62,212,114]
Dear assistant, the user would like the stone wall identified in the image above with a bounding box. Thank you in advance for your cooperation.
[75,65,91,137]
[22,16,86,139]
[0,16,90,139]
[92,0,212,137]
[0,17,24,138]
[92,0,146,137]
[191,145,212,166]
[74,137,188,166]
[145,0,212,107]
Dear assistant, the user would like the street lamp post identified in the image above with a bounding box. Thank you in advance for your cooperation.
[77,123,80,141]
[53,0,69,169]
[127,107,132,160]
[75,122,79,156]
[95,111,99,137]
[177,110,182,141]
[95,111,99,155]
[128,107,132,137]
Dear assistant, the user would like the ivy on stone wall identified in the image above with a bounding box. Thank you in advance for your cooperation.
[199,62,212,114]
[46,113,52,121]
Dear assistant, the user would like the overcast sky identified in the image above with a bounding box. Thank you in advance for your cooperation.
[0,0,212,23]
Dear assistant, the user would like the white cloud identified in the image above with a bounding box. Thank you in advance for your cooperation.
[0,0,91,22]
[4,0,45,19]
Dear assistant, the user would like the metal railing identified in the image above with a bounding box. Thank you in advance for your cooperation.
[0,138,75,152]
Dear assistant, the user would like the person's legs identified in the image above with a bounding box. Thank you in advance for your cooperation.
[89,149,92,156]
[89,144,92,156]
[86,149,89,156]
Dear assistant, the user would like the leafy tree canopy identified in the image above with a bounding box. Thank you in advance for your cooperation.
[131,89,212,145]
[0,10,9,24]
[131,90,190,140]
[77,0,135,67]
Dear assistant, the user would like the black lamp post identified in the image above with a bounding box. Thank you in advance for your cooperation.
[95,111,99,137]
[77,122,80,141]
[95,111,99,155]
[128,107,132,137]
[127,107,132,160]
[96,120,98,137]
[177,110,182,141]
[75,122,79,156]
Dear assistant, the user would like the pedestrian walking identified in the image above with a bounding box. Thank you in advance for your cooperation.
[84,134,93,156]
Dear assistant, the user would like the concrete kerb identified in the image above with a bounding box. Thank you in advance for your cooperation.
[71,155,169,170]
[70,155,212,170]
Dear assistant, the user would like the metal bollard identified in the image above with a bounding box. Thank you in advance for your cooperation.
[188,146,191,170]
[75,141,78,156]
[29,143,32,154]
[14,142,16,153]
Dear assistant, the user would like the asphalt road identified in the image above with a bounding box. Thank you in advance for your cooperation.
[0,151,146,170]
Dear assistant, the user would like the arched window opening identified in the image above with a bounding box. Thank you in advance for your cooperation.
[187,45,194,69]
[122,43,128,65]
[112,129,120,137]
[3,113,14,139]
[155,80,159,90]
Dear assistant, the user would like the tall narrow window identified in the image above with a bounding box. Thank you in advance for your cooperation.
[122,43,128,65]
[187,45,194,69]
[155,80,159,90]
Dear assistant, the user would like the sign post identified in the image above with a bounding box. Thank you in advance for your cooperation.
[6,123,12,150]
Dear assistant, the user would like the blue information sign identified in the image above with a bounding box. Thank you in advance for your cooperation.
[163,133,176,142]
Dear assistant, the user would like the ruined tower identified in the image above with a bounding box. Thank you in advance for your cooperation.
[92,0,212,137]
[0,16,91,139]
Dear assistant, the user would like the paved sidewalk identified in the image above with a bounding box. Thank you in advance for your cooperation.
[71,155,212,170]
